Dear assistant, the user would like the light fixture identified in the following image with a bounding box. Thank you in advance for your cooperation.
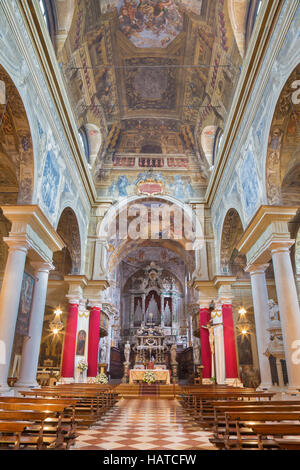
[50,307,64,335]
[236,306,252,337]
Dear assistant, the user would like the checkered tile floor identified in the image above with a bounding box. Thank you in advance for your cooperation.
[72,399,216,450]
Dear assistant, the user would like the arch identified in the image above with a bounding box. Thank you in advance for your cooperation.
[54,207,81,275]
[265,64,300,205]
[98,194,203,242]
[220,208,248,277]
[264,62,300,205]
[97,195,203,278]
[0,64,35,204]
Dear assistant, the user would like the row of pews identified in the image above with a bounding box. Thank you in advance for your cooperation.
[0,384,119,450]
[179,386,300,450]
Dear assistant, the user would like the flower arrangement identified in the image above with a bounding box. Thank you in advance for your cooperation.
[77,359,88,372]
[143,370,156,385]
[93,373,108,384]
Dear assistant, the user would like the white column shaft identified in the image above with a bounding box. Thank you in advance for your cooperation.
[16,264,52,388]
[249,266,273,388]
[271,247,300,390]
[0,244,28,391]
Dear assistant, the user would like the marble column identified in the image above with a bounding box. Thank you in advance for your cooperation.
[15,262,53,388]
[246,264,273,389]
[0,239,28,393]
[270,242,300,391]
[160,295,164,327]
[61,300,79,379]
[87,305,101,377]
[200,306,211,379]
[142,294,146,324]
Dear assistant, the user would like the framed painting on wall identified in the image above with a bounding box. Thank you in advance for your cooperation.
[76,330,87,356]
[15,271,35,336]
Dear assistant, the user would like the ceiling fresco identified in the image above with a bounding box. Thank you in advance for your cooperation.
[60,0,243,200]
[117,0,184,49]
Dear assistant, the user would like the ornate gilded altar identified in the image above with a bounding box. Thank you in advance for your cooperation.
[133,324,168,367]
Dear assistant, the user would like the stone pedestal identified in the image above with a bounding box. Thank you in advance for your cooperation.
[122,362,130,383]
[171,362,178,384]
[98,363,108,375]
[195,364,204,385]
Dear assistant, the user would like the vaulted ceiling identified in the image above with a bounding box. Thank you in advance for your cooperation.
[48,0,258,198]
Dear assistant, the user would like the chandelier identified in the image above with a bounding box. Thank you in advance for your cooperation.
[50,307,64,335]
[236,306,252,336]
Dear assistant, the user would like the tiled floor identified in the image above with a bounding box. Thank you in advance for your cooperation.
[72,399,216,451]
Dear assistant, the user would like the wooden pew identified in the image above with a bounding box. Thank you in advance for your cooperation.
[19,388,114,428]
[274,439,300,450]
[0,421,29,450]
[224,411,300,450]
[0,400,80,448]
[212,404,300,440]
[0,410,58,449]
[250,424,300,450]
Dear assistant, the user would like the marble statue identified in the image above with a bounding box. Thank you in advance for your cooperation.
[268,299,280,321]
[193,341,201,364]
[100,338,107,363]
[124,341,131,363]
[170,343,177,364]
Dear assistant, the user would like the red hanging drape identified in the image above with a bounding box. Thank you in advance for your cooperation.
[145,290,161,313]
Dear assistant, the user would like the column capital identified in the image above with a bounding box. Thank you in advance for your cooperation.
[213,275,237,289]
[268,240,295,255]
[65,275,88,304]
[88,300,102,310]
[3,236,30,253]
[30,261,54,274]
[197,298,212,309]
[245,263,270,275]
[213,276,236,304]
[1,205,64,264]
[236,205,298,266]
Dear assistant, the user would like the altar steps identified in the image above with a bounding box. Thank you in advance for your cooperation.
[115,384,180,399]
[139,384,159,396]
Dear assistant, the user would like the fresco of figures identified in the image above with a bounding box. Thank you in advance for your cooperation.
[117,0,184,48]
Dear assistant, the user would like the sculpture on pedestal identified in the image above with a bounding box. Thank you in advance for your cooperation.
[124,341,131,363]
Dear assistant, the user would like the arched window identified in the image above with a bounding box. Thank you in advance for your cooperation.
[38,0,50,29]
[245,0,263,52]
[212,129,224,165]
[78,127,90,163]
[38,0,56,45]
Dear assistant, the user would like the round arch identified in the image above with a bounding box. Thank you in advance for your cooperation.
[265,63,300,205]
[54,207,81,275]
[97,194,204,276]
[220,208,248,277]
[0,64,35,204]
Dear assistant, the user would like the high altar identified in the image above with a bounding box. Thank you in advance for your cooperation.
[126,323,170,383]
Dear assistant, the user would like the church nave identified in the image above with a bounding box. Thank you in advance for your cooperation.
[72,398,215,451]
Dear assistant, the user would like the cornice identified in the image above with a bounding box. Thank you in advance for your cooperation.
[236,205,299,255]
[1,204,65,252]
